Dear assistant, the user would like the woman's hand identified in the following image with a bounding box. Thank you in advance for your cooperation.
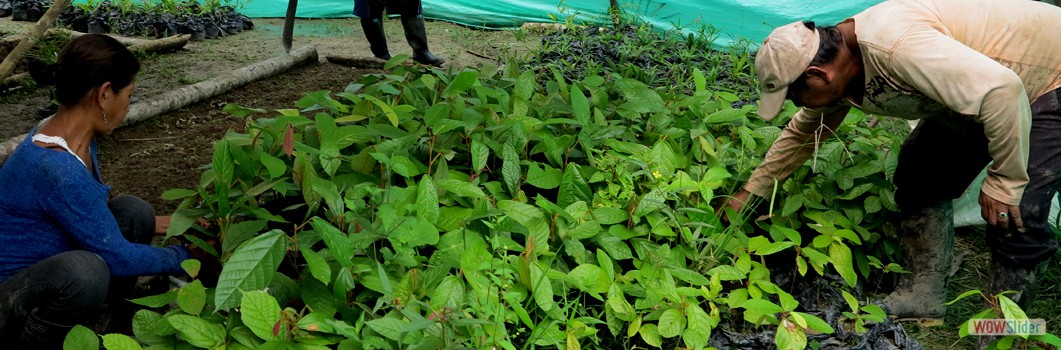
[155,216,172,235]
[979,190,1024,232]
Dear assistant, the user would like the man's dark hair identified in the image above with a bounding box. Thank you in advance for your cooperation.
[787,21,843,97]
[41,34,140,106]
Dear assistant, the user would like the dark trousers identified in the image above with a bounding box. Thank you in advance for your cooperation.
[353,0,421,19]
[893,89,1061,268]
[0,195,155,346]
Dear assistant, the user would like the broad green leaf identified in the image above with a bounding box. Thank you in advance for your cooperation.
[363,95,400,127]
[160,188,197,200]
[638,323,663,348]
[367,317,407,341]
[181,259,201,279]
[571,85,590,122]
[101,334,142,350]
[222,220,268,256]
[705,107,747,124]
[658,308,686,338]
[430,275,465,310]
[607,283,635,320]
[526,163,563,189]
[214,230,287,310]
[946,289,983,305]
[177,280,206,316]
[444,70,479,96]
[530,263,555,312]
[391,215,440,247]
[592,207,628,225]
[64,325,99,350]
[566,221,602,240]
[132,310,175,343]
[568,264,610,294]
[743,299,784,316]
[633,190,667,217]
[865,196,883,214]
[130,290,176,308]
[502,144,521,196]
[498,200,544,226]
[775,319,808,350]
[557,164,591,208]
[683,303,713,348]
[167,314,225,348]
[597,249,615,281]
[959,309,997,338]
[301,247,332,284]
[829,242,858,287]
[471,139,489,172]
[390,155,421,178]
[436,179,486,198]
[794,312,834,333]
[999,295,1029,322]
[417,175,440,225]
[312,217,354,268]
[241,290,282,341]
[297,312,336,333]
[260,152,287,179]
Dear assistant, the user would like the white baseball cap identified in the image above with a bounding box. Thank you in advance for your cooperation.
[755,21,821,120]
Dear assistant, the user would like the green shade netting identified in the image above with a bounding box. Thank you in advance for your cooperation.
[239,0,883,48]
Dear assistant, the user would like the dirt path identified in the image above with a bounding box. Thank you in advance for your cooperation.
[1,16,533,212]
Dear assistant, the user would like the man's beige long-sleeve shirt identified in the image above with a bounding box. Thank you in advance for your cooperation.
[746,0,1061,206]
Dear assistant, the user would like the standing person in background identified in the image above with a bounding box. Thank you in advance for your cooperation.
[723,0,1061,327]
[354,0,445,66]
[0,34,208,349]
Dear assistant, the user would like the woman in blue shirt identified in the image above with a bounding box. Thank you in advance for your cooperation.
[0,34,198,348]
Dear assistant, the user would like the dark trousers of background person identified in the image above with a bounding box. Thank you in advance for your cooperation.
[895,89,1061,309]
[0,195,157,349]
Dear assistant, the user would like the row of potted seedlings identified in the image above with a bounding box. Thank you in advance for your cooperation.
[1,0,253,41]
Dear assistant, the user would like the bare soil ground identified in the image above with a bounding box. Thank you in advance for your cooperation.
[0,16,532,213]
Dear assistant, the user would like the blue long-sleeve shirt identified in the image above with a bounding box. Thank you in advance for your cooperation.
[0,131,189,283]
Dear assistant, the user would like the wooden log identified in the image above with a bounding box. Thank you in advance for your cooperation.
[126,34,190,54]
[122,45,319,125]
[0,46,320,164]
[0,0,73,82]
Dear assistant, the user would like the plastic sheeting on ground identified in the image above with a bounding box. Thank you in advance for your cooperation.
[239,0,883,48]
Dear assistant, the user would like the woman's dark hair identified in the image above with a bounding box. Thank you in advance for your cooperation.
[787,21,844,96]
[39,34,140,106]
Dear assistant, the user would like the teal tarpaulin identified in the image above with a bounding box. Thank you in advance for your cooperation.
[240,0,883,47]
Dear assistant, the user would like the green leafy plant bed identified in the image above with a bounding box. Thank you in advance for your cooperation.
[523,23,758,102]
[67,39,931,347]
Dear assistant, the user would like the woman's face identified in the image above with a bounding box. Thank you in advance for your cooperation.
[101,79,135,134]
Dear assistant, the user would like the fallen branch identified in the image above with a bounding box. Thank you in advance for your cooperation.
[466,50,496,60]
[0,0,73,82]
[0,46,320,164]
[2,29,147,49]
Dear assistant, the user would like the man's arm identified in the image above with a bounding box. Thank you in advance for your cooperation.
[743,104,851,198]
[887,29,1032,206]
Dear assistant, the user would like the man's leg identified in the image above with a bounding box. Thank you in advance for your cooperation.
[357,0,391,60]
[0,251,110,349]
[397,0,444,66]
[985,89,1061,309]
[883,116,992,320]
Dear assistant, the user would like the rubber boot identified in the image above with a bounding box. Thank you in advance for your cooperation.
[19,309,74,350]
[360,17,391,60]
[880,201,955,324]
[399,1,445,66]
[977,260,1042,349]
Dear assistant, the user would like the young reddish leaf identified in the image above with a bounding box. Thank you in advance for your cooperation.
[283,124,295,156]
